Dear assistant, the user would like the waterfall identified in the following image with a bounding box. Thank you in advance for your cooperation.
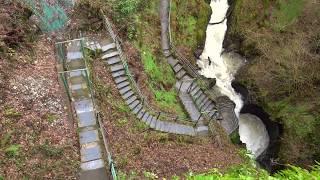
[197,0,269,158]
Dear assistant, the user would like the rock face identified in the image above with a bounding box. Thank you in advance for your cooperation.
[239,113,270,158]
[216,96,238,134]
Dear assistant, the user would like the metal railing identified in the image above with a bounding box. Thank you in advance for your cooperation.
[100,10,200,127]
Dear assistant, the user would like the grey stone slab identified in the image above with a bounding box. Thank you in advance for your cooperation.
[199,97,209,109]
[146,115,153,125]
[79,130,99,145]
[122,90,134,100]
[176,69,186,79]
[119,86,131,95]
[116,81,130,89]
[110,64,124,72]
[196,94,206,107]
[190,86,200,96]
[70,83,87,91]
[132,103,143,115]
[137,108,146,119]
[67,51,83,60]
[201,100,212,112]
[155,120,164,131]
[80,167,108,180]
[195,126,209,136]
[114,76,128,84]
[81,159,105,171]
[149,117,157,128]
[142,112,150,123]
[179,93,201,121]
[78,111,96,128]
[173,63,183,73]
[70,70,83,78]
[81,142,102,162]
[101,43,116,52]
[168,56,178,67]
[74,99,94,114]
[129,100,140,110]
[106,56,121,65]
[203,103,215,113]
[111,70,126,78]
[102,51,119,59]
[126,95,137,105]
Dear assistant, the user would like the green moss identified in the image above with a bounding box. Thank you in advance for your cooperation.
[273,0,305,31]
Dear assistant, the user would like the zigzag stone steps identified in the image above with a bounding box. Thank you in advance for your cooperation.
[119,86,131,95]
[132,104,143,115]
[129,100,140,110]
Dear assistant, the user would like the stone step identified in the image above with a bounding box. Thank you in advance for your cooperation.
[67,51,83,60]
[196,94,206,107]
[201,100,212,111]
[74,99,94,114]
[137,108,146,119]
[168,56,179,67]
[129,100,140,110]
[199,97,210,110]
[149,117,157,128]
[122,90,134,100]
[203,103,215,113]
[81,159,105,171]
[132,104,143,115]
[114,76,128,84]
[81,142,102,162]
[111,70,126,78]
[176,69,186,79]
[106,56,121,65]
[146,115,153,125]
[102,51,119,59]
[116,81,130,89]
[173,63,183,73]
[78,111,96,128]
[179,93,201,121]
[70,70,83,78]
[79,129,99,145]
[196,126,209,136]
[119,86,131,95]
[110,64,124,72]
[142,112,150,123]
[192,90,202,100]
[190,86,200,96]
[101,43,116,52]
[126,95,137,105]
[70,83,88,91]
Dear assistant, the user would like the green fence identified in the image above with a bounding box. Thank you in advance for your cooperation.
[22,0,71,32]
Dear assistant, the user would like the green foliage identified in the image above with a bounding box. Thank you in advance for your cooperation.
[143,171,158,179]
[38,143,63,157]
[45,113,57,124]
[141,48,175,86]
[116,118,128,127]
[0,175,3,180]
[5,144,21,158]
[115,0,140,18]
[273,0,304,31]
[187,163,320,179]
[229,130,241,144]
[4,107,22,118]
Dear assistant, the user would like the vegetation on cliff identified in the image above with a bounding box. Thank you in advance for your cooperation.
[229,0,320,167]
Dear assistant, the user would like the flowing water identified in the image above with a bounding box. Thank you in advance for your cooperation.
[197,0,269,158]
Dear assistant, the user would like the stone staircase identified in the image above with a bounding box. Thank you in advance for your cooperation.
[96,37,200,136]
[60,40,109,180]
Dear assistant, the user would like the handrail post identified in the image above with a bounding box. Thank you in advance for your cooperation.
[157,112,161,120]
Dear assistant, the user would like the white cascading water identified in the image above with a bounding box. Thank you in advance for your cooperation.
[197,0,269,157]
